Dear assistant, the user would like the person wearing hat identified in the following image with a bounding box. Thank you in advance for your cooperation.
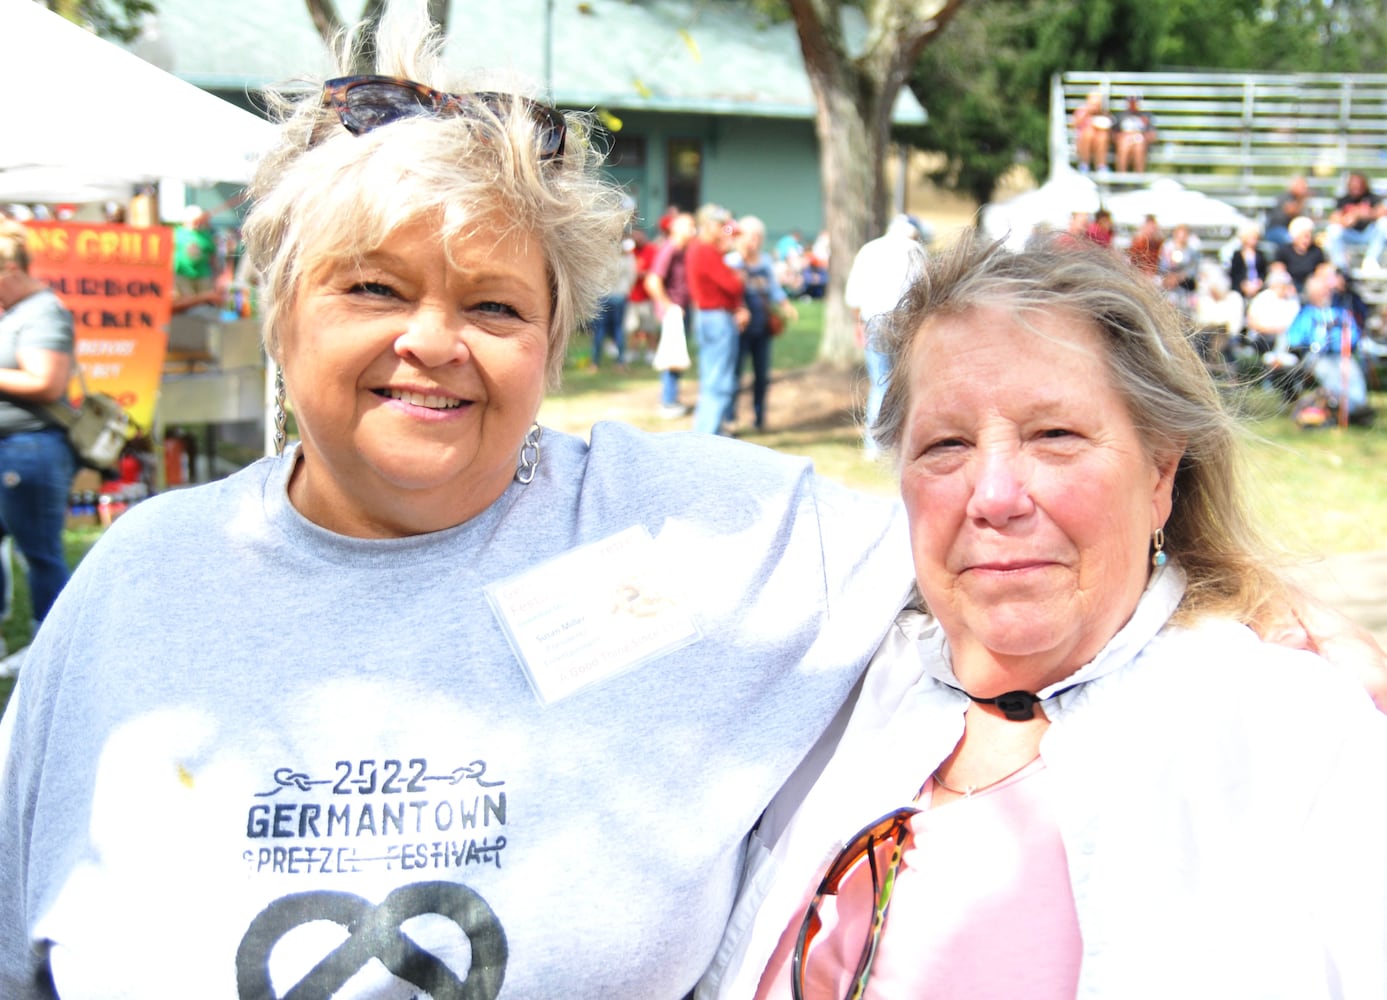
[1274,216,1327,293]
[686,204,749,435]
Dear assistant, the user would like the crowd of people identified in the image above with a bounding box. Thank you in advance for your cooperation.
[606,207,817,433]
[1041,193,1382,426]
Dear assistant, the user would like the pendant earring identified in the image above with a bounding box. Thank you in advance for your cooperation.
[515,424,542,484]
[1151,527,1167,568]
[274,365,288,457]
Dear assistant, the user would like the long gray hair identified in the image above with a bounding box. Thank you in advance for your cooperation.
[873,231,1289,625]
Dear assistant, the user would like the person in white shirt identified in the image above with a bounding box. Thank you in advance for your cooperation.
[1245,266,1301,353]
[1193,265,1244,373]
[843,215,925,459]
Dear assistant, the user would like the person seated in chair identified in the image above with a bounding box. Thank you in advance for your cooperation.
[1267,271,1364,407]
[1326,172,1387,274]
[1114,94,1157,174]
[1072,91,1112,174]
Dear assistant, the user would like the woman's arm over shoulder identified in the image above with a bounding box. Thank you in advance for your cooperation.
[1251,585,1387,713]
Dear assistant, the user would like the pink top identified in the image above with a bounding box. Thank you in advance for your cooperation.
[755,760,1082,999]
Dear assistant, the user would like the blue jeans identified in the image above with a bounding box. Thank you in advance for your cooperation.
[737,324,773,428]
[660,305,694,407]
[0,427,76,625]
[693,308,740,434]
[1327,219,1387,269]
[863,343,892,455]
[592,294,627,366]
[660,370,682,406]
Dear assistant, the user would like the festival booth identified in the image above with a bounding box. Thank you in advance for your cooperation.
[2,0,275,496]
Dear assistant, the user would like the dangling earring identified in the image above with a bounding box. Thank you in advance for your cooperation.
[273,365,288,457]
[515,424,542,484]
[1151,527,1167,568]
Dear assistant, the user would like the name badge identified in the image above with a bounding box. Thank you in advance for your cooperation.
[486,526,701,704]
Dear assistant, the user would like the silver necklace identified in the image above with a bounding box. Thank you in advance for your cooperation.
[931,753,1041,798]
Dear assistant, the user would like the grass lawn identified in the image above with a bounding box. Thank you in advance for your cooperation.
[0,527,103,712]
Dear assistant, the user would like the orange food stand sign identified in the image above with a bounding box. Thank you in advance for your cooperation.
[24,220,171,434]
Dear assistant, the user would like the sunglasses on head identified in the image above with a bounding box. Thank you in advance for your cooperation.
[792,806,920,1000]
[318,75,566,159]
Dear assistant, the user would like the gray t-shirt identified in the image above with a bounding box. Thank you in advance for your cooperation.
[0,289,75,436]
[0,423,913,999]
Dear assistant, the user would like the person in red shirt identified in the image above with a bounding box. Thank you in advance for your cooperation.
[1127,214,1163,276]
[646,211,697,417]
[625,228,660,362]
[685,204,750,434]
[1086,208,1115,248]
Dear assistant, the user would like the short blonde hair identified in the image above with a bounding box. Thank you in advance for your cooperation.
[874,231,1291,626]
[1288,216,1315,240]
[0,220,29,270]
[242,4,629,385]
[694,203,733,238]
[737,215,766,239]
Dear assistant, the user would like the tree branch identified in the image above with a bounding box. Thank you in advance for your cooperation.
[304,0,344,49]
[788,0,855,94]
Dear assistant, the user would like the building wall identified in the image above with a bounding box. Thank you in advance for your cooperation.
[601,110,822,244]
[206,93,828,248]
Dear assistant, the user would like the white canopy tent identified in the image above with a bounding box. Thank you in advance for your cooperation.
[0,0,275,203]
[980,169,1103,250]
[1103,178,1253,235]
[981,168,1255,250]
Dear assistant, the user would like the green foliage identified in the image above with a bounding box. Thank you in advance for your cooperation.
[911,0,1387,202]
[1242,0,1387,73]
[1156,0,1260,68]
[905,1,1052,203]
[0,528,103,718]
[74,0,156,43]
[909,0,1168,202]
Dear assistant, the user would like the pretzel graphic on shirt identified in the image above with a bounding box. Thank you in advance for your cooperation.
[235,880,507,999]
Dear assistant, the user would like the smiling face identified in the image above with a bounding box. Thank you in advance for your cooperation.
[279,212,552,537]
[899,304,1178,694]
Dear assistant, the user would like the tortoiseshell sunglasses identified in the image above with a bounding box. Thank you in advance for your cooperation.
[792,806,921,1000]
[318,75,566,159]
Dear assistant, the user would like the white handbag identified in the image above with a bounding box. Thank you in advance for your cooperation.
[653,304,690,372]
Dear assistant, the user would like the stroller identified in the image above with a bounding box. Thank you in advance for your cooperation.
[1290,347,1375,427]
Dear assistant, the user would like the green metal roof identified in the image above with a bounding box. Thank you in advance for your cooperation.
[130,0,926,124]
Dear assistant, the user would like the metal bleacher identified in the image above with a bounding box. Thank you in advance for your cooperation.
[1053,71,1387,319]
[1053,71,1387,221]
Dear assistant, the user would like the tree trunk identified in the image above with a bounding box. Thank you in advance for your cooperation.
[814,85,886,366]
[304,0,432,65]
[788,0,967,367]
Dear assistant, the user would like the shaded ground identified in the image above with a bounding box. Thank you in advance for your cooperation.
[539,360,867,440]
